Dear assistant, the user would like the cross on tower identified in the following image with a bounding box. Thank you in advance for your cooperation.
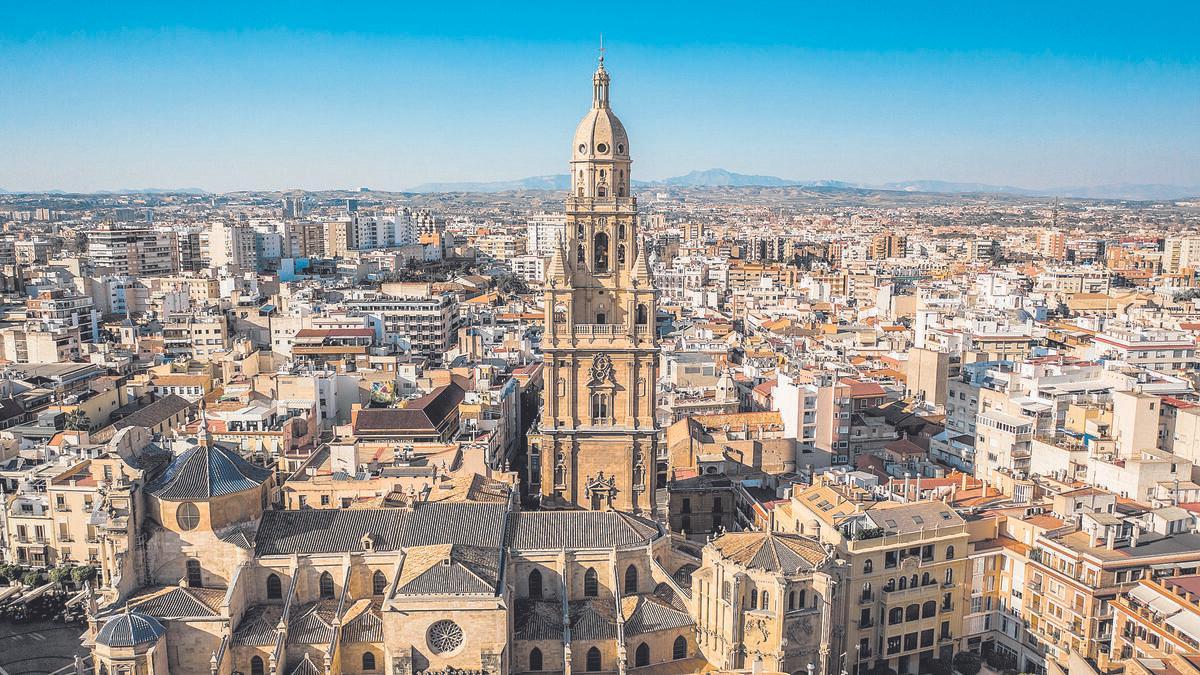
[598,34,605,64]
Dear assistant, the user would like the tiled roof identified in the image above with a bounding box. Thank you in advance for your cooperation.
[396,544,501,596]
[508,511,661,550]
[287,600,338,644]
[353,383,464,434]
[146,441,271,500]
[710,532,828,572]
[622,595,694,636]
[95,611,166,647]
[289,654,322,675]
[110,394,193,430]
[255,509,409,556]
[341,602,384,643]
[569,600,617,641]
[126,586,224,618]
[232,604,281,646]
[514,600,563,640]
[401,502,509,548]
[217,524,256,550]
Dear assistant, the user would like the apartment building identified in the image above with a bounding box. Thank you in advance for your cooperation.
[86,225,179,277]
[777,481,970,675]
[348,285,459,362]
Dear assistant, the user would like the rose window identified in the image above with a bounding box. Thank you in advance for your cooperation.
[428,620,464,654]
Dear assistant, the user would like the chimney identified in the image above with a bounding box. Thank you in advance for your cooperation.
[1106,527,1117,550]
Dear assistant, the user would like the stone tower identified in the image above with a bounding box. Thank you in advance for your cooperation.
[531,55,659,514]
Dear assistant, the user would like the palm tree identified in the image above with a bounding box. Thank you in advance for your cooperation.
[64,410,91,431]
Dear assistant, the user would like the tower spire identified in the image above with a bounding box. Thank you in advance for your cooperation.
[592,40,610,109]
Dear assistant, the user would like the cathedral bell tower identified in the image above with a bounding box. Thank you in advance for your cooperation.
[531,54,659,514]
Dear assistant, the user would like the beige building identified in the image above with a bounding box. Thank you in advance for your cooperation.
[691,531,841,674]
[776,481,970,675]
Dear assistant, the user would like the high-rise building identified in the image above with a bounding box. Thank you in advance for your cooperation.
[87,226,180,277]
[530,57,659,514]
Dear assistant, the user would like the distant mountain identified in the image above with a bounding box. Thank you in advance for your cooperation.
[408,175,570,193]
[658,168,799,187]
[98,187,209,195]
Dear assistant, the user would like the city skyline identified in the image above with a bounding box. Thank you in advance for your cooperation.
[2,2,1199,194]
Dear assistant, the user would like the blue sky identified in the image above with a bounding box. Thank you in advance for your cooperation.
[1,2,1198,193]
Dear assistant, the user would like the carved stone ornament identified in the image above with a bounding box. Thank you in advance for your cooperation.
[590,353,614,384]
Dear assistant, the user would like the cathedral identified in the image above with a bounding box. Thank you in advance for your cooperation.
[530,52,659,515]
[82,58,843,675]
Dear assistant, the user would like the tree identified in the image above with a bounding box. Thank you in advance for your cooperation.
[919,658,952,675]
[64,410,91,431]
[71,565,97,585]
[49,566,74,587]
[22,570,43,587]
[953,651,982,675]
[0,563,22,584]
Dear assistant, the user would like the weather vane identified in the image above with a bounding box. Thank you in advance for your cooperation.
[599,34,605,64]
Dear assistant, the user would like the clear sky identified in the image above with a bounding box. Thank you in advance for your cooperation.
[2,1,1198,193]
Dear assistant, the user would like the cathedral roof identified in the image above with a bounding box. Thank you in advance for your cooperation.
[95,611,166,647]
[146,440,271,501]
[125,585,224,618]
[395,544,502,596]
[514,600,563,640]
[288,600,338,644]
[710,532,829,573]
[254,502,508,557]
[569,599,618,641]
[507,510,661,550]
[341,601,384,643]
[233,604,281,646]
[289,654,322,675]
[621,594,694,636]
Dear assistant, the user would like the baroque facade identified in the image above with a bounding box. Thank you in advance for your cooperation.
[530,55,659,514]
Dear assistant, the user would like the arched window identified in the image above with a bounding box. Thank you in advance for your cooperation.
[922,600,937,618]
[584,568,599,597]
[624,565,638,594]
[372,570,387,596]
[906,603,920,621]
[761,590,770,610]
[921,572,931,586]
[945,568,954,585]
[319,571,334,599]
[680,514,691,533]
[597,186,607,198]
[266,573,282,599]
[799,589,807,609]
[788,591,796,610]
[529,569,543,599]
[586,646,602,672]
[636,304,648,325]
[889,607,903,624]
[186,559,202,588]
[861,582,872,601]
[250,656,264,675]
[863,559,873,574]
[635,642,650,667]
[591,393,609,422]
[673,635,687,660]
[898,576,907,590]
[749,589,758,609]
[618,222,626,239]
[362,652,377,671]
[577,244,586,264]
[554,463,565,487]
[617,244,626,266]
[910,574,919,588]
[530,647,543,671]
[594,232,609,271]
[946,545,956,560]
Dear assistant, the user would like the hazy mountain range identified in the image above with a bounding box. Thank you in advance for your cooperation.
[3,171,1196,201]
[408,168,1200,201]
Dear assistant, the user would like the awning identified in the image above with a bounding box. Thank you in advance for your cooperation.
[1167,611,1200,641]
[1148,595,1182,617]
[1128,584,1159,606]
